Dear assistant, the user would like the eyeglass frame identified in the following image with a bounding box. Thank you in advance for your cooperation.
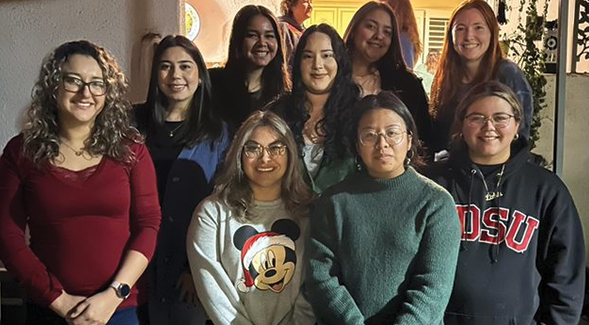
[463,113,515,129]
[358,128,410,147]
[60,75,107,96]
[242,141,288,159]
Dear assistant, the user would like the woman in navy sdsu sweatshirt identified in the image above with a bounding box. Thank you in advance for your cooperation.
[427,81,585,325]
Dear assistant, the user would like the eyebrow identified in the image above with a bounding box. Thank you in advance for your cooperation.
[62,72,103,81]
[160,59,195,64]
[365,18,392,29]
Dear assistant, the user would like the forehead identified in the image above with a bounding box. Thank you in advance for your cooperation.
[160,46,195,62]
[247,14,275,31]
[467,96,514,115]
[61,54,103,76]
[454,8,487,26]
[304,32,333,50]
[362,9,392,27]
[359,108,405,128]
[248,125,281,144]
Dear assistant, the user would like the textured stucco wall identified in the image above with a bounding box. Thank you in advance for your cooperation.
[535,74,589,262]
[0,0,180,149]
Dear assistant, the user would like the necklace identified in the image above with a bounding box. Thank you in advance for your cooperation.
[166,122,185,138]
[61,140,85,156]
[481,164,506,202]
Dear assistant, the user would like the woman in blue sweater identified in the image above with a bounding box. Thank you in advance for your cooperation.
[305,91,461,325]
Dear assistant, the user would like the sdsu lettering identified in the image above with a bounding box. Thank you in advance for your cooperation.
[456,204,539,253]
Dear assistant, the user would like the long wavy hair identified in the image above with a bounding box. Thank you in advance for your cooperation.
[272,23,360,162]
[353,91,425,168]
[430,0,504,119]
[214,111,313,221]
[449,81,523,150]
[225,5,291,103]
[23,40,138,166]
[135,35,223,147]
[383,0,423,63]
[344,2,408,74]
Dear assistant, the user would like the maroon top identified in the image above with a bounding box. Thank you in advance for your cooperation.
[0,135,161,309]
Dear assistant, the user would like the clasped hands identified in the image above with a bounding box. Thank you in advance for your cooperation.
[50,289,123,325]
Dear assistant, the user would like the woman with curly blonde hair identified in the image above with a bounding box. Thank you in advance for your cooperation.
[0,40,161,325]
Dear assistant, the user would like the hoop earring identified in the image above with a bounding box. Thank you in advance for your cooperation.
[514,133,519,140]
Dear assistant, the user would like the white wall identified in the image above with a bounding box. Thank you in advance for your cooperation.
[0,0,180,149]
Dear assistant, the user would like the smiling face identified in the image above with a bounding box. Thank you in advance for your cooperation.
[357,108,411,180]
[452,8,491,66]
[242,14,279,70]
[462,96,519,165]
[242,126,288,199]
[157,46,200,109]
[56,54,106,129]
[300,32,338,95]
[352,9,393,65]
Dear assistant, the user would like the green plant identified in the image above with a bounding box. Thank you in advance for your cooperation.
[500,0,550,149]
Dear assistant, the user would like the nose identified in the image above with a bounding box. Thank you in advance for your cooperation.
[312,55,323,69]
[171,66,181,78]
[80,84,92,97]
[482,118,496,130]
[259,148,272,162]
[375,134,389,149]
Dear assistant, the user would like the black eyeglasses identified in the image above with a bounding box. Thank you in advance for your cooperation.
[61,75,107,96]
[243,142,287,158]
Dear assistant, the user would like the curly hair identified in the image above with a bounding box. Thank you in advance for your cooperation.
[280,0,298,16]
[344,2,408,77]
[383,0,423,63]
[214,110,314,222]
[271,23,360,163]
[23,40,139,166]
[135,35,223,147]
[430,0,504,119]
[225,5,291,103]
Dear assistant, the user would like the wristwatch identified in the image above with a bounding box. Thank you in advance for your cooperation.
[110,281,131,300]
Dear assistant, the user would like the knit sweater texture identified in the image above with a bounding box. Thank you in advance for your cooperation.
[306,167,461,325]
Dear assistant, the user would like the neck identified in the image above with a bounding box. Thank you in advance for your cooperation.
[166,102,188,122]
[305,92,328,116]
[463,60,480,83]
[59,124,92,146]
[246,67,264,93]
[352,56,375,77]
[251,184,281,202]
[469,151,509,166]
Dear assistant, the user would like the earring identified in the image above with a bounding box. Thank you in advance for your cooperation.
[354,156,363,171]
[459,132,463,139]
[514,133,519,140]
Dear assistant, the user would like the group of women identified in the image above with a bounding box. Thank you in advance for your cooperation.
[0,0,584,325]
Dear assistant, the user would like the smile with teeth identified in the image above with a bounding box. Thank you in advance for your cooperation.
[74,102,93,108]
[256,166,276,172]
[462,43,479,49]
[169,84,187,91]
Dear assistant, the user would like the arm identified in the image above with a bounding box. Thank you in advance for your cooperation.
[393,193,461,325]
[70,143,160,324]
[305,198,365,325]
[0,137,65,307]
[537,184,585,325]
[187,200,256,325]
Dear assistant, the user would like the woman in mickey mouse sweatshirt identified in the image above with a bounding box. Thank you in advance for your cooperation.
[186,111,316,325]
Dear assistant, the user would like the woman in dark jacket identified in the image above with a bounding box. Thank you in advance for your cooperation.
[426,81,584,325]
[134,35,229,325]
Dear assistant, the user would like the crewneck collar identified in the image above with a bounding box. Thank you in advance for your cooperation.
[252,198,284,210]
[360,166,418,191]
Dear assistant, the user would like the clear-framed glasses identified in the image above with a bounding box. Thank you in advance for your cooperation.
[358,128,409,147]
[464,113,514,128]
[61,75,107,96]
[243,142,287,159]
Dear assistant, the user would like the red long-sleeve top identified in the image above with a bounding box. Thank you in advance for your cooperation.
[0,135,161,309]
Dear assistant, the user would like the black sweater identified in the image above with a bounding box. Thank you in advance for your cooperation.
[426,138,585,325]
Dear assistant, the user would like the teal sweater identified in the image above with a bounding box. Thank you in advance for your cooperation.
[305,167,461,325]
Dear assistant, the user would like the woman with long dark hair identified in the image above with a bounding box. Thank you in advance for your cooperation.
[429,0,533,157]
[0,40,161,325]
[343,1,432,153]
[210,5,290,133]
[271,23,359,194]
[134,35,229,325]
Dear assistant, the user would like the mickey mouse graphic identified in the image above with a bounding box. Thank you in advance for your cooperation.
[233,219,300,293]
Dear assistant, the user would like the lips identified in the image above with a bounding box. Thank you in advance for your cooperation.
[462,43,479,49]
[310,73,327,79]
[168,84,187,92]
[256,166,276,172]
[73,102,93,109]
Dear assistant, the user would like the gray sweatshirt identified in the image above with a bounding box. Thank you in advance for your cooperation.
[187,195,315,325]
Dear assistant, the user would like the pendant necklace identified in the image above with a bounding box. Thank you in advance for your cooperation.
[61,140,85,156]
[166,121,185,138]
[482,164,506,202]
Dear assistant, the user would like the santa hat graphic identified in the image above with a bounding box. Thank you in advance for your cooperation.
[236,232,295,292]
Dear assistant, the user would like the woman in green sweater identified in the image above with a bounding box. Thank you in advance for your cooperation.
[305,91,461,325]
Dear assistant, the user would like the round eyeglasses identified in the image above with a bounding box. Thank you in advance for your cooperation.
[243,142,287,159]
[464,113,515,128]
[61,75,107,96]
[358,128,408,147]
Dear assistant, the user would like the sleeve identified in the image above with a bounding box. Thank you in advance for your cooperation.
[393,191,461,325]
[186,200,256,325]
[127,143,161,260]
[291,288,316,325]
[305,197,365,325]
[537,181,585,325]
[497,60,533,139]
[0,137,63,306]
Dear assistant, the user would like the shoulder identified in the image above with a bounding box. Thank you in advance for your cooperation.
[497,60,526,79]
[3,134,25,155]
[208,67,227,84]
[411,168,454,202]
